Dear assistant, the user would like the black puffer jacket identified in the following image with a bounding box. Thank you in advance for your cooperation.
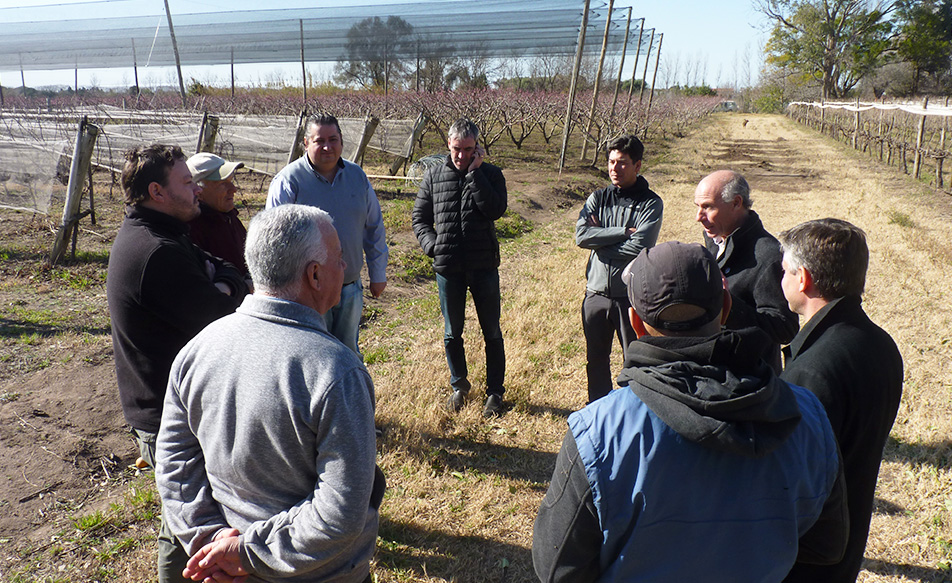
[412,157,507,274]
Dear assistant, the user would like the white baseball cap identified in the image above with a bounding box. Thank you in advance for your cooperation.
[186,152,244,182]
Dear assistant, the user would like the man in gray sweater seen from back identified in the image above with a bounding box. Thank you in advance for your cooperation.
[156,204,385,583]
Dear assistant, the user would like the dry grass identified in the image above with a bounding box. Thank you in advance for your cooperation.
[364,113,952,582]
[2,113,950,582]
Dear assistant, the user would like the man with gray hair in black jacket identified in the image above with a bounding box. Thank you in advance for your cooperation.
[779,218,903,583]
[694,170,798,372]
[412,118,508,417]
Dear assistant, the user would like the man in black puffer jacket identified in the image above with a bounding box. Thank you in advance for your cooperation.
[412,119,508,417]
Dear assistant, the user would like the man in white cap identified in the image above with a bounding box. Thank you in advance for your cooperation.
[186,152,248,274]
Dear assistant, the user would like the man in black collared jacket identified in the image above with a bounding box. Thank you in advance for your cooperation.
[779,218,903,583]
[107,144,247,583]
[694,170,798,372]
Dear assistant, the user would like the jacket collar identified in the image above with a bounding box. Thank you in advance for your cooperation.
[305,155,345,182]
[617,327,801,458]
[193,201,239,222]
[127,204,189,236]
[611,175,651,200]
[784,295,861,361]
[236,294,328,334]
[708,210,762,267]
[443,154,468,177]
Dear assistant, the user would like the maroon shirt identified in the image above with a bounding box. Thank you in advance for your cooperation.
[188,202,248,274]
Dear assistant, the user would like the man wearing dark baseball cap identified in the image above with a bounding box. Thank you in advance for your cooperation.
[186,152,248,274]
[533,241,847,583]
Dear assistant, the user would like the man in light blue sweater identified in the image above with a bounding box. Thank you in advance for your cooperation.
[267,113,388,356]
[156,205,385,583]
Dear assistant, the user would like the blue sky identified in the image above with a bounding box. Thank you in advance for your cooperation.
[0,0,769,89]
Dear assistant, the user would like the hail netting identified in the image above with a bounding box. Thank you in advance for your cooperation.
[0,0,643,73]
[1,115,72,214]
[1,106,421,214]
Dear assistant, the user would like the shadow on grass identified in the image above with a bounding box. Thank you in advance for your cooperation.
[883,435,952,470]
[522,402,574,420]
[0,316,110,340]
[415,430,558,487]
[873,496,907,516]
[376,517,535,583]
[863,559,951,582]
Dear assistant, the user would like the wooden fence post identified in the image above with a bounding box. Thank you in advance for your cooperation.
[853,97,860,150]
[913,97,928,179]
[351,116,380,165]
[887,114,895,166]
[287,108,309,166]
[196,113,219,154]
[938,97,948,190]
[878,108,884,161]
[50,117,100,265]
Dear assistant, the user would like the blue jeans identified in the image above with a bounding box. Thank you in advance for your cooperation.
[324,280,363,356]
[436,269,505,396]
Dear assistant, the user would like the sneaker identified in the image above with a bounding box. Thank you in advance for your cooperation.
[483,393,505,418]
[447,389,467,413]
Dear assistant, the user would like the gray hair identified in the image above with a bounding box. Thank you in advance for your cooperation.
[245,205,334,296]
[448,118,479,142]
[720,172,752,209]
[778,218,868,299]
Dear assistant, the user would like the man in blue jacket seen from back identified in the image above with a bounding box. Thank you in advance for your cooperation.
[533,241,848,582]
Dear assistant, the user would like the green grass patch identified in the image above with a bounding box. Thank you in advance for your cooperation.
[51,268,104,290]
[392,248,434,282]
[382,197,415,235]
[364,345,392,365]
[72,510,113,532]
[69,250,110,264]
[126,482,160,522]
[887,210,915,228]
[495,210,533,239]
[5,307,62,328]
[557,341,581,357]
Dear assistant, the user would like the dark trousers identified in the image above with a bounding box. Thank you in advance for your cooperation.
[132,428,191,583]
[582,291,636,403]
[436,268,506,395]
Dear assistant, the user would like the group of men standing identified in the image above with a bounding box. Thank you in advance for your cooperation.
[107,114,512,582]
[557,133,902,582]
[105,116,902,583]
